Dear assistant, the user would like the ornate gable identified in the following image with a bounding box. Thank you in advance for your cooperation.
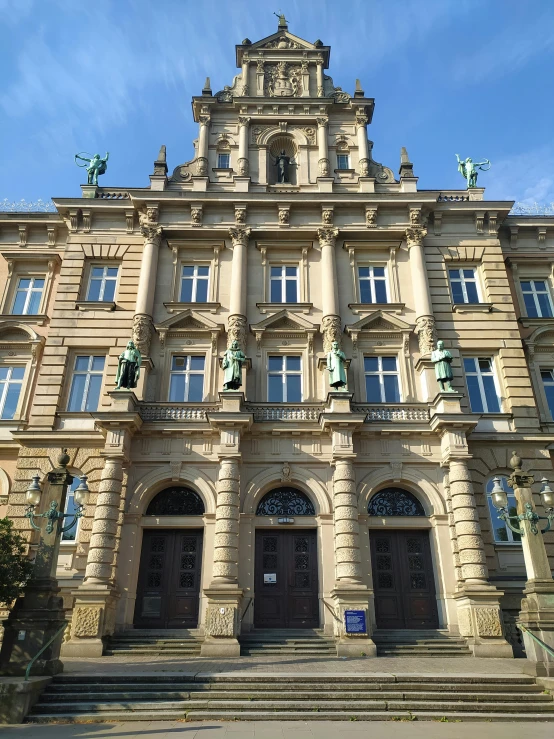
[156,309,224,351]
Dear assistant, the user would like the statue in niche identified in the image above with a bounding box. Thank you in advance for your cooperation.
[275,150,292,183]
[431,340,455,392]
[455,154,491,189]
[222,340,246,390]
[326,340,348,390]
[115,340,142,389]
[74,152,109,186]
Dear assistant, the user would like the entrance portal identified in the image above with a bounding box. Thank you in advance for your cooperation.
[370,530,439,629]
[254,529,319,628]
[134,529,203,628]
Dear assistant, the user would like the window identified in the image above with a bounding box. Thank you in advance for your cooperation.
[364,356,400,403]
[268,355,302,402]
[11,277,44,315]
[358,266,388,303]
[0,366,24,419]
[463,357,501,413]
[86,266,118,302]
[337,153,349,170]
[61,476,83,542]
[270,266,298,303]
[486,476,521,544]
[449,268,480,304]
[521,280,553,318]
[217,152,230,169]
[67,356,105,412]
[180,266,209,303]
[169,356,205,402]
[541,369,554,419]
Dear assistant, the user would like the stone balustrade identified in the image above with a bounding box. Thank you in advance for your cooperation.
[244,403,324,421]
[139,403,218,421]
[352,403,430,422]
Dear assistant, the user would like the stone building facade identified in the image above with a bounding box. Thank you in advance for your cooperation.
[0,19,553,658]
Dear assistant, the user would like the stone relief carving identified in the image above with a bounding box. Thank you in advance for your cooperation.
[235,208,246,224]
[228,226,251,247]
[318,158,330,177]
[191,207,203,226]
[322,315,342,353]
[196,157,208,176]
[265,62,303,97]
[205,605,237,637]
[290,125,316,144]
[317,227,338,248]
[139,210,162,245]
[73,606,101,638]
[227,314,247,351]
[322,209,333,225]
[365,207,378,227]
[133,314,154,357]
[237,158,249,176]
[415,316,436,356]
[259,37,301,50]
[214,72,242,103]
[278,208,290,225]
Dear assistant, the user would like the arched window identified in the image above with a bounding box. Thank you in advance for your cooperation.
[336,142,350,171]
[256,487,315,516]
[146,487,205,516]
[368,488,425,516]
[486,476,521,544]
[217,140,231,169]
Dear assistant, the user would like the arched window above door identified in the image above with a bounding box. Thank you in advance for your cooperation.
[146,487,205,516]
[368,488,425,516]
[256,487,315,516]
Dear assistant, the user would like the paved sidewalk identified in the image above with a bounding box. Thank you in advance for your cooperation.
[3,720,554,738]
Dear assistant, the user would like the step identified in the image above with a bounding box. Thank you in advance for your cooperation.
[183,710,554,722]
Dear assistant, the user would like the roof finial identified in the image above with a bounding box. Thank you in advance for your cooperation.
[274,10,288,29]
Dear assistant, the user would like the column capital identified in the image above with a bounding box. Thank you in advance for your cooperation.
[355,114,369,129]
[198,114,211,127]
[228,226,252,247]
[316,116,328,127]
[405,225,427,246]
[139,211,163,245]
[317,227,339,248]
[238,116,251,127]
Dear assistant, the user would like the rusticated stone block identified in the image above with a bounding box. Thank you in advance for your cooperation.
[205,605,237,637]
[457,607,473,636]
[72,606,101,637]
[476,607,503,636]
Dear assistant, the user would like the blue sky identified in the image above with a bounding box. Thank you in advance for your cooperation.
[1,0,553,205]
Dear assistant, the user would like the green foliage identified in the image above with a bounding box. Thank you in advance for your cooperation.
[0,517,34,609]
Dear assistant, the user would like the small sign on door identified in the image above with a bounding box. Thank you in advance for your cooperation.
[264,573,277,584]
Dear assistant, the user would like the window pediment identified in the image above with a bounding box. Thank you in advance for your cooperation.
[345,310,413,335]
[156,309,223,349]
[251,309,318,334]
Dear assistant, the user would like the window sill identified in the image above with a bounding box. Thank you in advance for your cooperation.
[348,302,405,315]
[164,301,221,314]
[519,316,554,328]
[0,313,48,326]
[257,302,313,314]
[212,167,234,173]
[452,303,493,313]
[75,301,116,312]
[334,168,355,174]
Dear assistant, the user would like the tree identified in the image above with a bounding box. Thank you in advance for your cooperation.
[0,518,34,609]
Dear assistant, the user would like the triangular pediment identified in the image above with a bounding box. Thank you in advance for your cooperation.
[156,309,222,333]
[346,310,413,334]
[250,309,318,333]
[249,31,316,52]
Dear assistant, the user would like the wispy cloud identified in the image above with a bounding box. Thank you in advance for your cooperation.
[486,146,554,204]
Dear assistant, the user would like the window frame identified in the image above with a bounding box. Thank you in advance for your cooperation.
[179,264,210,303]
[520,279,554,318]
[0,365,25,420]
[363,355,402,403]
[486,475,522,545]
[463,356,502,413]
[0,255,59,322]
[216,152,231,169]
[269,264,300,304]
[357,265,389,304]
[85,264,119,303]
[336,153,350,171]
[168,354,206,403]
[66,354,106,413]
[60,474,84,544]
[11,276,45,316]
[448,267,482,305]
[267,354,303,403]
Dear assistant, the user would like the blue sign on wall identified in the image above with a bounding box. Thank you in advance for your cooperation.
[344,609,367,634]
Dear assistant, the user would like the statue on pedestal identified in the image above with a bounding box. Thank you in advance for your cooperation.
[431,340,455,392]
[326,340,348,390]
[115,340,141,389]
[455,154,490,189]
[222,340,246,390]
[74,152,109,186]
[275,150,291,182]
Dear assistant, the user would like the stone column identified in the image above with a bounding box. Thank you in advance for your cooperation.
[333,458,363,585]
[317,117,330,177]
[355,114,370,176]
[196,115,210,176]
[227,226,251,352]
[133,208,162,359]
[449,459,488,585]
[406,223,436,356]
[317,228,341,353]
[237,116,250,177]
[316,58,324,97]
[212,458,240,584]
[241,54,249,95]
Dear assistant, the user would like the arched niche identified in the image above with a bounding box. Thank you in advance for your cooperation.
[267,134,298,185]
[368,487,425,517]
[256,487,315,516]
[145,486,205,516]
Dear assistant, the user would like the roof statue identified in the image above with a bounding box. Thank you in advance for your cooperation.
[455,154,491,189]
[274,10,288,28]
[74,152,109,186]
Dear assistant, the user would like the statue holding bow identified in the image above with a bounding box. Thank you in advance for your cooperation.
[75,152,109,186]
[455,154,490,189]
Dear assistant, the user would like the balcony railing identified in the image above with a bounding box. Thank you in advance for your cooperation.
[244,403,324,422]
[139,403,218,421]
[352,403,430,422]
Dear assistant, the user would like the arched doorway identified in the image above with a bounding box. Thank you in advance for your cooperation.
[254,487,319,629]
[134,487,205,629]
[368,487,439,629]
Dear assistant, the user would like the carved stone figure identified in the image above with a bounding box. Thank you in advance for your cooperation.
[322,314,341,353]
[456,154,491,189]
[275,150,291,183]
[222,340,246,390]
[431,340,455,392]
[115,340,142,389]
[74,152,109,186]
[227,314,247,352]
[416,315,436,356]
[191,207,202,226]
[196,157,208,176]
[278,208,289,225]
[322,209,333,225]
[326,340,348,390]
[132,314,153,357]
[318,158,330,177]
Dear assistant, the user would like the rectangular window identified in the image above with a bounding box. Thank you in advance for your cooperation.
[270,266,299,303]
[180,265,209,303]
[169,355,205,402]
[337,154,349,170]
[541,369,554,419]
[521,280,553,318]
[62,477,81,542]
[486,477,521,544]
[67,355,105,412]
[364,356,401,403]
[358,266,388,303]
[217,153,230,168]
[0,366,24,420]
[268,355,302,402]
[449,268,480,304]
[86,266,118,302]
[463,357,501,413]
[11,277,45,315]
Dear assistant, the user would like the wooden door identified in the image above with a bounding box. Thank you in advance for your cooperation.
[370,530,438,629]
[134,529,203,628]
[254,529,319,628]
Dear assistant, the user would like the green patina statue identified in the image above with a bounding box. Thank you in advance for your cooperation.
[222,340,246,390]
[115,340,141,389]
[456,154,491,189]
[431,340,455,392]
[326,340,348,390]
[75,151,109,185]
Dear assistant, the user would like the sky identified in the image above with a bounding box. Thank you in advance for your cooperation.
[1,0,554,206]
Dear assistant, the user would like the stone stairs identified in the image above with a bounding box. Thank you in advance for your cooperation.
[104,629,203,656]
[372,629,472,656]
[239,628,337,656]
[26,673,554,723]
